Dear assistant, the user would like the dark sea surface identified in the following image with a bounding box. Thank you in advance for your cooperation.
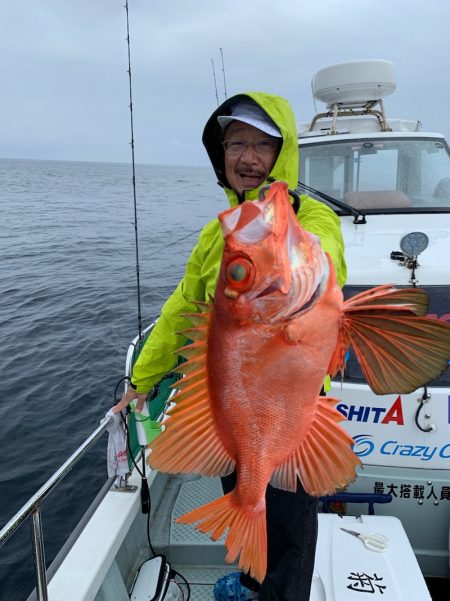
[0,158,226,600]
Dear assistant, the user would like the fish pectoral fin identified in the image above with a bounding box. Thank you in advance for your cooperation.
[148,394,236,476]
[270,397,360,496]
[177,493,267,583]
[336,286,450,394]
[148,309,235,477]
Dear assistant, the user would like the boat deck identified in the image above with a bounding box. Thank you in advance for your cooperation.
[143,474,434,601]
[46,468,439,601]
[151,475,232,600]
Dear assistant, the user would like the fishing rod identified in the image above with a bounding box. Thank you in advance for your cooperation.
[220,47,228,99]
[121,11,194,589]
[125,0,143,344]
[210,58,220,107]
[125,4,205,339]
[211,49,227,104]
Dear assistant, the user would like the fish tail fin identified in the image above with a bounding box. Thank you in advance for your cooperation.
[177,493,267,583]
[329,285,450,394]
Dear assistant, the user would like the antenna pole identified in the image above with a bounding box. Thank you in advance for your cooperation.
[125,0,143,343]
[211,58,220,107]
[220,48,228,99]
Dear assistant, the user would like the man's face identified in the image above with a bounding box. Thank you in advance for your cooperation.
[223,121,280,195]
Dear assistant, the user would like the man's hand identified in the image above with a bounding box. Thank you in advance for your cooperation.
[112,387,148,414]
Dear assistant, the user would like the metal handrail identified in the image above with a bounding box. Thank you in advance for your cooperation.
[308,98,392,134]
[0,414,113,601]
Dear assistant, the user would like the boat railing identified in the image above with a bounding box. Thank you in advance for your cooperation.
[0,414,114,601]
[308,98,392,134]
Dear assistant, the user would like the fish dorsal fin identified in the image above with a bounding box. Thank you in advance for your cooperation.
[329,286,450,394]
[270,397,360,496]
[148,304,235,477]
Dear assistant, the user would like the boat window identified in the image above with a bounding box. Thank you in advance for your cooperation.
[299,138,450,211]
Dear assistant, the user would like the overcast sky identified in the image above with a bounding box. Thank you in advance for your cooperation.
[1,0,449,167]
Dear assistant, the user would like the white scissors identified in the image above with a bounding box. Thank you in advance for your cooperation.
[341,528,389,552]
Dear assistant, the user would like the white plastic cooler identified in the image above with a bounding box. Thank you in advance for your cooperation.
[310,514,431,600]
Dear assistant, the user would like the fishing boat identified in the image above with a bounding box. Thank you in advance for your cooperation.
[1,59,449,601]
[297,59,450,590]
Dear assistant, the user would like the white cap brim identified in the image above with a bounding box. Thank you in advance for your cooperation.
[217,100,282,138]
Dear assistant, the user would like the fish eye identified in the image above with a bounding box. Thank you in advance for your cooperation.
[225,257,254,289]
[229,263,247,281]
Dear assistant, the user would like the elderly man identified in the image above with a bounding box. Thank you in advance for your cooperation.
[115,92,346,601]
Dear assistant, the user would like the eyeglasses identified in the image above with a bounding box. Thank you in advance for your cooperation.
[222,138,280,156]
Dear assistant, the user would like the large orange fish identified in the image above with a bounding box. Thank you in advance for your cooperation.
[148,181,450,582]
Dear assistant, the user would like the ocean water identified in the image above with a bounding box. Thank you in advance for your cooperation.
[0,158,226,600]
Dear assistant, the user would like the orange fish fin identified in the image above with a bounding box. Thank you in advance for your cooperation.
[149,309,235,478]
[344,285,429,315]
[328,285,431,376]
[270,397,360,496]
[177,492,267,583]
[334,286,450,394]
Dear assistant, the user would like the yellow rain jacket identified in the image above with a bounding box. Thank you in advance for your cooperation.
[131,92,346,392]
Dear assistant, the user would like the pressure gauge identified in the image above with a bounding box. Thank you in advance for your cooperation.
[400,231,429,257]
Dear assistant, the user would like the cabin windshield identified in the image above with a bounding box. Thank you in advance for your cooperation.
[299,137,450,212]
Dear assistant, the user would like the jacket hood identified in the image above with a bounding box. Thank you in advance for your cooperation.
[202,92,299,207]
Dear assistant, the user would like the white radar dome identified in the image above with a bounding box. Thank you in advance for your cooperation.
[313,59,396,107]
